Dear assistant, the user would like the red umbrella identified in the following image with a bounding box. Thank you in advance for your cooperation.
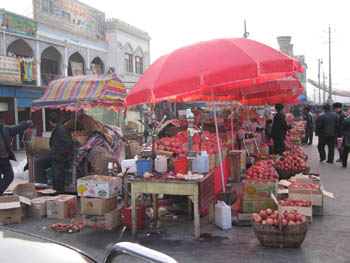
[174,75,304,105]
[125,38,303,107]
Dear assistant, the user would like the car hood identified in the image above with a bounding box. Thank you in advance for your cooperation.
[0,227,96,263]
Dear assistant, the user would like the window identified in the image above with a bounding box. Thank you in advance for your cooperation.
[135,56,143,74]
[125,53,133,73]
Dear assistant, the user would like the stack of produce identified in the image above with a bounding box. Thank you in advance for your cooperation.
[279,198,312,207]
[251,209,308,248]
[244,160,278,180]
[276,153,309,179]
[242,161,278,213]
[156,130,228,169]
[156,131,227,156]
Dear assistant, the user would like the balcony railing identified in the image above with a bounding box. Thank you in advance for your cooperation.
[41,73,61,87]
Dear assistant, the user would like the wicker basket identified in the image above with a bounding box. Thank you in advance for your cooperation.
[252,221,308,248]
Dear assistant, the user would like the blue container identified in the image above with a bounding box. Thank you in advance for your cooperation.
[136,160,152,177]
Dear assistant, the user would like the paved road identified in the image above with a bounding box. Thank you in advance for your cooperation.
[6,144,350,263]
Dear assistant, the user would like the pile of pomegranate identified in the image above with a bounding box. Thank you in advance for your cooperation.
[289,182,320,189]
[288,129,304,140]
[245,160,279,180]
[155,130,226,158]
[276,154,309,171]
[252,209,307,226]
[278,198,312,207]
[283,147,307,160]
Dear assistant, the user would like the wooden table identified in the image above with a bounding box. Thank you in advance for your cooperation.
[129,171,215,240]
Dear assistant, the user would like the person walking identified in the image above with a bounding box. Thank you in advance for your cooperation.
[315,104,339,163]
[333,102,346,162]
[271,104,291,155]
[0,120,32,195]
[341,116,350,168]
[302,106,314,145]
[35,112,73,193]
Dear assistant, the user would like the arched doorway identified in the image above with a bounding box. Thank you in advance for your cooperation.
[7,38,34,58]
[68,52,85,76]
[91,57,104,75]
[41,46,62,86]
[7,39,35,84]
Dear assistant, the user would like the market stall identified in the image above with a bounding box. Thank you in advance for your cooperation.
[28,74,127,191]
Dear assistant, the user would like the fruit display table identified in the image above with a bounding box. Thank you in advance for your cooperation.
[129,171,215,240]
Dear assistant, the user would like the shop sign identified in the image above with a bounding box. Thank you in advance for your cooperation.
[33,0,105,41]
[3,12,37,37]
[0,56,22,83]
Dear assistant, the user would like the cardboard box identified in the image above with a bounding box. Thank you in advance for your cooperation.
[81,197,117,215]
[77,175,122,199]
[4,178,37,199]
[29,196,55,219]
[288,188,324,206]
[279,205,313,219]
[0,195,31,225]
[290,174,321,185]
[83,206,122,230]
[242,199,276,213]
[209,154,216,169]
[47,195,77,219]
[242,179,278,200]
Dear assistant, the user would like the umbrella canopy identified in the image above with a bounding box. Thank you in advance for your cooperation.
[126,38,303,107]
[32,74,126,111]
[175,75,304,105]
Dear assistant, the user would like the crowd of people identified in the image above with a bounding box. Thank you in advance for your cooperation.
[269,102,350,168]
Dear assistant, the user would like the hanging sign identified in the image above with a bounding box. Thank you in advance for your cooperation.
[0,56,22,83]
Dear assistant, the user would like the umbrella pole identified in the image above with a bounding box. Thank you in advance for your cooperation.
[211,87,225,193]
[230,96,234,150]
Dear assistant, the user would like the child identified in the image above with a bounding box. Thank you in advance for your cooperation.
[265,119,273,142]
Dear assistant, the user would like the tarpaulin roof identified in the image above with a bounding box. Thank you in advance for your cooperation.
[32,74,126,111]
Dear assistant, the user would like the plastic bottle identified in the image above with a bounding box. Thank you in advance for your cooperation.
[155,155,167,173]
[193,151,209,173]
[215,201,232,230]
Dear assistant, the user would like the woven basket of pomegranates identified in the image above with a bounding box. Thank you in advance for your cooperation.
[252,221,308,248]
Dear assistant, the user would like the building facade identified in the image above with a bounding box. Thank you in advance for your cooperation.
[0,1,150,148]
[277,36,307,99]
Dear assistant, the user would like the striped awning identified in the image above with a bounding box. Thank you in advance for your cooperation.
[32,74,126,111]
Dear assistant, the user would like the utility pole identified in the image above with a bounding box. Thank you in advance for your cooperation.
[323,72,326,103]
[327,25,332,103]
[318,59,322,104]
[243,20,249,38]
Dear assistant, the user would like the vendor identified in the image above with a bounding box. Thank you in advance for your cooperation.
[271,104,292,155]
[35,112,73,193]
[264,119,273,142]
[0,120,32,195]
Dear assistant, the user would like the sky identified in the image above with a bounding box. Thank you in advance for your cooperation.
[3,0,350,103]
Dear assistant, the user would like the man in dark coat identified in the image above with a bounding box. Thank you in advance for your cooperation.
[333,102,346,162]
[341,116,350,168]
[0,120,32,195]
[35,112,73,193]
[315,104,339,163]
[271,104,292,155]
[302,106,314,145]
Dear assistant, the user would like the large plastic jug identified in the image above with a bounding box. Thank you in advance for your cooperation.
[155,155,167,173]
[193,151,209,173]
[215,201,232,230]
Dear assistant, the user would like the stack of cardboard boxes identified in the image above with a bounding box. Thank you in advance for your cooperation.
[241,179,278,213]
[78,175,123,230]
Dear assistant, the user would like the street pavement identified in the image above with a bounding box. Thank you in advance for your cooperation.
[5,143,350,263]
